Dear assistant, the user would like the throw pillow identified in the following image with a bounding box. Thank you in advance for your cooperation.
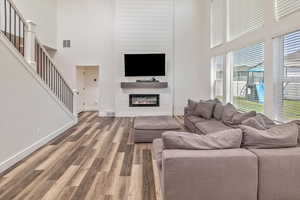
[232,111,256,125]
[193,101,215,119]
[242,115,266,130]
[257,113,276,129]
[162,130,243,150]
[222,103,238,124]
[240,123,299,149]
[213,103,224,121]
[287,120,300,143]
[188,99,198,112]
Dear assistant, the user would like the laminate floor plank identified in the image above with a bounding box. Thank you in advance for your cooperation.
[0,113,174,200]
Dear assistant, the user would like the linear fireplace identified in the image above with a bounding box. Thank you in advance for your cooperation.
[129,94,160,107]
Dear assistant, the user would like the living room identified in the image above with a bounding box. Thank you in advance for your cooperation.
[1,0,300,199]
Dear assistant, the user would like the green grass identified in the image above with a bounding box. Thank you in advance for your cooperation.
[233,96,300,120]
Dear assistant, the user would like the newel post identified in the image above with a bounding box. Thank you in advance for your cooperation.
[24,20,37,70]
[73,89,79,118]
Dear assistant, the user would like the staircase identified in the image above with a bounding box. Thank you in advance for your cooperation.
[0,0,74,114]
[0,0,78,173]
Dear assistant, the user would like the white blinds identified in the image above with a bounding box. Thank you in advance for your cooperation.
[275,0,300,20]
[211,55,225,102]
[211,0,225,47]
[228,0,264,41]
[231,42,265,112]
[278,30,300,120]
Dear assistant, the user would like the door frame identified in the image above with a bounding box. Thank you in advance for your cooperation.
[76,65,100,114]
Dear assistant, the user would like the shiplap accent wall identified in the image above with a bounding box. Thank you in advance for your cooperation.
[115,0,174,116]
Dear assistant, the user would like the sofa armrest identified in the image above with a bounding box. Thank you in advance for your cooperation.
[161,149,258,200]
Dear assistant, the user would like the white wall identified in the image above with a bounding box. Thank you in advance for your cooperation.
[0,34,76,173]
[13,0,58,48]
[56,0,116,116]
[55,0,210,116]
[174,0,211,115]
[114,0,174,116]
[209,0,300,119]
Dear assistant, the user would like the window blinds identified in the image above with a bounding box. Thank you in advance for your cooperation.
[279,30,300,120]
[211,0,225,47]
[212,55,225,102]
[228,0,264,41]
[231,42,265,112]
[275,0,300,20]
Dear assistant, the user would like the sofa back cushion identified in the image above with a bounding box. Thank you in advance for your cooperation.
[240,123,298,149]
[232,111,257,125]
[213,103,224,121]
[193,101,216,119]
[242,115,266,130]
[257,113,276,129]
[162,129,243,150]
[188,99,198,111]
[222,103,238,124]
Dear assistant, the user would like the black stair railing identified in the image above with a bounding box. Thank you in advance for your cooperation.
[0,0,26,56]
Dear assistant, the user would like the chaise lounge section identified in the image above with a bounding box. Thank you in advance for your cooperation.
[152,99,300,200]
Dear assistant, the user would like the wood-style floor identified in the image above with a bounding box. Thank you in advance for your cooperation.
[0,112,185,200]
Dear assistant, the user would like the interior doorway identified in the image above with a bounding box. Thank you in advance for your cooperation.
[76,66,99,113]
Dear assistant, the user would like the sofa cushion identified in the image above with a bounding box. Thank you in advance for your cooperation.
[187,99,198,112]
[257,113,276,129]
[240,123,298,149]
[193,101,215,119]
[195,119,233,135]
[162,149,258,200]
[162,129,242,150]
[250,147,300,200]
[152,139,164,169]
[222,103,238,124]
[232,111,256,125]
[134,116,180,130]
[213,103,224,121]
[289,120,300,142]
[186,115,207,124]
[242,115,266,130]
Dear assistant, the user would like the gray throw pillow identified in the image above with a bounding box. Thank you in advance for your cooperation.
[232,111,256,125]
[240,123,299,149]
[162,130,243,150]
[257,113,276,129]
[188,99,198,111]
[193,101,215,119]
[287,120,300,143]
[242,115,266,130]
[213,103,224,121]
[222,103,237,124]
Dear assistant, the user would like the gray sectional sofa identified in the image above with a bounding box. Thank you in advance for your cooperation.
[152,99,300,200]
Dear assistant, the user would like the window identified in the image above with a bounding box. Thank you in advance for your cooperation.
[211,0,225,47]
[277,30,300,120]
[211,55,225,102]
[230,43,265,112]
[228,0,264,41]
[275,0,300,20]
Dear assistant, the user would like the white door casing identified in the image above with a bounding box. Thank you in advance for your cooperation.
[83,70,99,111]
[77,67,99,112]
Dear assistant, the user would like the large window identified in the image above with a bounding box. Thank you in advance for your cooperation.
[228,0,264,41]
[275,0,300,20]
[211,0,225,47]
[277,30,300,120]
[211,55,225,102]
[231,43,265,112]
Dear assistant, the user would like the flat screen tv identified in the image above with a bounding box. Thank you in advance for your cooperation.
[124,54,165,77]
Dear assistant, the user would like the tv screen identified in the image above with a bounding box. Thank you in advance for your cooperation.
[124,54,165,77]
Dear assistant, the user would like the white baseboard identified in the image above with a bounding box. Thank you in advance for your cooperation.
[0,120,77,174]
